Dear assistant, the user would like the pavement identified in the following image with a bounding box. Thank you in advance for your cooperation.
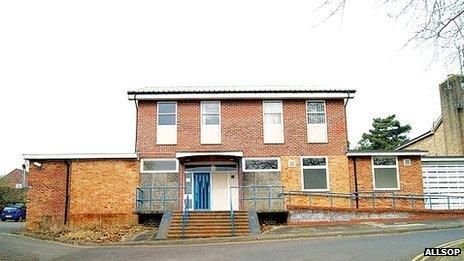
[1,219,464,260]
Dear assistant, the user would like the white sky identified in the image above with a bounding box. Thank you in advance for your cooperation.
[0,1,453,175]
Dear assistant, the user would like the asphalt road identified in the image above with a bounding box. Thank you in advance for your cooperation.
[0,222,463,261]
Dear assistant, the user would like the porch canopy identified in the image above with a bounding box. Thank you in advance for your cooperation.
[176,151,243,163]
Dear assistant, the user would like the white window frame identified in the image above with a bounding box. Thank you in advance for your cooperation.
[157,101,177,126]
[242,157,281,172]
[371,156,400,191]
[306,100,328,143]
[262,100,284,144]
[140,158,179,173]
[300,156,330,192]
[262,100,284,125]
[200,101,221,126]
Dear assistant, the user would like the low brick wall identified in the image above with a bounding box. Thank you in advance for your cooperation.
[288,206,464,224]
[26,159,139,230]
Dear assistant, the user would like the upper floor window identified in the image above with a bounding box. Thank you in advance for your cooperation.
[307,101,326,124]
[301,157,329,191]
[263,101,282,124]
[201,101,220,125]
[306,100,328,143]
[372,156,399,190]
[156,102,177,144]
[201,101,221,144]
[263,101,284,143]
[158,102,176,125]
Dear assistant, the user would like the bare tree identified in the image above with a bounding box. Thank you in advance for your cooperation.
[317,0,464,72]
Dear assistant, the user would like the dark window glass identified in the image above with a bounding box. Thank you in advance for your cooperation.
[158,102,176,113]
[373,156,396,166]
[374,168,398,189]
[143,160,177,171]
[302,158,326,166]
[245,159,278,170]
[303,169,328,190]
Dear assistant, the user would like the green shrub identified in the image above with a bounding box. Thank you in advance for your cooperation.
[0,187,26,210]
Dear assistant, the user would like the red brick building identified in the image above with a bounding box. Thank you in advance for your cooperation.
[0,169,24,189]
[24,86,427,230]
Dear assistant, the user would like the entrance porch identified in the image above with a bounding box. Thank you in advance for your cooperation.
[136,151,285,213]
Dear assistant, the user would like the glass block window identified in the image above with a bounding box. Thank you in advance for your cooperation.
[140,159,178,173]
[243,158,280,172]
[301,157,329,190]
[372,156,399,190]
[307,101,326,124]
[157,102,176,125]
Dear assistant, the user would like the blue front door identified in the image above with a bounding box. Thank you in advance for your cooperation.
[194,172,210,210]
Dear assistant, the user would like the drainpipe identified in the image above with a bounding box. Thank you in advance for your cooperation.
[64,160,71,225]
[353,157,359,209]
[134,94,139,153]
[344,92,351,150]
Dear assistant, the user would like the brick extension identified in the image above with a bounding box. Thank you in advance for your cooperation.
[26,159,139,230]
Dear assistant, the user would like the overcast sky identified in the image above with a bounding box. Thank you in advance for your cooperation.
[0,1,453,175]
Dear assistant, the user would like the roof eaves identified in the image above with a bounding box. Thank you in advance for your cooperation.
[346,150,428,157]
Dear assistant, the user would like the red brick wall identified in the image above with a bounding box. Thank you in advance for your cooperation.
[26,159,139,231]
[348,156,424,209]
[68,159,139,227]
[26,161,67,230]
[137,99,348,157]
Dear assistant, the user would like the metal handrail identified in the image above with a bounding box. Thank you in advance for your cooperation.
[181,189,190,239]
[282,191,464,211]
[136,186,185,212]
[229,186,235,236]
[231,185,285,210]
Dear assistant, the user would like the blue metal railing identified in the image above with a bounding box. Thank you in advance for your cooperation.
[283,191,464,211]
[136,186,184,213]
[231,185,285,211]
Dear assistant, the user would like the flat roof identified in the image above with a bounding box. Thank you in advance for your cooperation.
[23,153,138,160]
[422,156,464,162]
[346,150,428,157]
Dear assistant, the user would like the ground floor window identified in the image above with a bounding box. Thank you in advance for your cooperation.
[372,156,399,190]
[242,158,280,172]
[140,158,178,173]
[301,157,329,191]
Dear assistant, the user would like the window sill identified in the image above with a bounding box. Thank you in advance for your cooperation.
[300,189,330,192]
[373,188,400,191]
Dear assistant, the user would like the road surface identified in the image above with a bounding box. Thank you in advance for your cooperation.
[0,222,463,260]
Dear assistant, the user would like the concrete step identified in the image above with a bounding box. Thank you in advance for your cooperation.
[167,232,249,239]
[168,211,251,239]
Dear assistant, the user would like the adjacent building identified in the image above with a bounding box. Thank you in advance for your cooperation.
[398,75,464,155]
